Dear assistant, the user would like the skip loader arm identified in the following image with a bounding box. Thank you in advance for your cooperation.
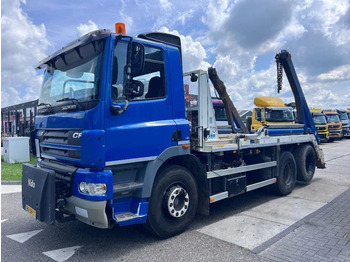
[208,67,249,134]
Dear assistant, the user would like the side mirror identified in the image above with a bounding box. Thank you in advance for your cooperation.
[131,43,144,76]
[127,80,144,98]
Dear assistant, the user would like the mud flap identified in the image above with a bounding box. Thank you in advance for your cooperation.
[312,140,326,169]
[22,164,56,224]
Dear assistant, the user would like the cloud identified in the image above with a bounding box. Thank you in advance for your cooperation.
[76,20,98,37]
[317,65,350,81]
[199,0,350,109]
[1,0,50,107]
[159,0,172,10]
[223,0,293,49]
[159,27,211,72]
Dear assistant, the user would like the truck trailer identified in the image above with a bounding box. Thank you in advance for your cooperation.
[22,24,325,238]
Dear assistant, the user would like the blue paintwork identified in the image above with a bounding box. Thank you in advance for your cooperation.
[103,36,188,163]
[267,128,304,136]
[81,129,106,168]
[34,33,189,226]
[72,168,113,201]
[277,51,320,144]
[109,197,148,226]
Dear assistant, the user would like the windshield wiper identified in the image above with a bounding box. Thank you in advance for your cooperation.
[38,102,54,113]
[56,97,84,110]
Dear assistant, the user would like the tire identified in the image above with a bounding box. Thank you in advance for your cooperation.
[294,144,316,183]
[145,164,198,238]
[328,138,334,142]
[272,151,297,195]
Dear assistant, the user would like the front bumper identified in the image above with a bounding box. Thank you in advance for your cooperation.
[342,126,350,136]
[318,133,329,142]
[329,130,342,138]
[22,163,113,228]
[64,196,108,228]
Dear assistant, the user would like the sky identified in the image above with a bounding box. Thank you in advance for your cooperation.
[1,0,350,109]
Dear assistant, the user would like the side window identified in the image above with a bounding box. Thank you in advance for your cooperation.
[111,41,128,102]
[132,46,166,100]
[111,43,165,102]
[255,108,262,121]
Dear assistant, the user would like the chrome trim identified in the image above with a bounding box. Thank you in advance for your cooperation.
[246,178,276,192]
[210,192,228,203]
[105,156,157,166]
[207,161,277,179]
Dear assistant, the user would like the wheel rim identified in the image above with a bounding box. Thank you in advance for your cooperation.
[165,185,189,218]
[283,163,292,186]
[305,153,315,174]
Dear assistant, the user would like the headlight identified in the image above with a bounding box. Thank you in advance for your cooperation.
[79,182,107,195]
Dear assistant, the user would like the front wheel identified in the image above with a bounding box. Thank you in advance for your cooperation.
[145,164,198,238]
[272,151,297,195]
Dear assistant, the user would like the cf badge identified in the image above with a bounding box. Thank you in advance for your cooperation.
[72,132,82,139]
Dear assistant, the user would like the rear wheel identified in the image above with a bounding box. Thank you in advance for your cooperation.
[295,144,316,183]
[272,151,297,195]
[145,164,198,238]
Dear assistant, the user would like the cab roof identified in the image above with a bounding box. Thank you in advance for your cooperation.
[36,29,111,69]
[254,96,285,107]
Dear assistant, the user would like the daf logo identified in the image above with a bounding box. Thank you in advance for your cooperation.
[28,178,35,188]
[72,132,82,139]
[37,130,44,137]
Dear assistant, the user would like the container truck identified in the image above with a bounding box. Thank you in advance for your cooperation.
[22,24,325,238]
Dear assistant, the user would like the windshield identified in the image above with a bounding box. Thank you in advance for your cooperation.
[326,114,340,122]
[39,39,105,111]
[313,115,327,125]
[265,108,294,122]
[339,112,349,120]
[214,105,227,121]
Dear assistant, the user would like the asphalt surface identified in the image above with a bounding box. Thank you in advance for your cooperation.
[2,139,350,261]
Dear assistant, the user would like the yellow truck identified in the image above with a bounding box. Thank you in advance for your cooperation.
[310,108,329,142]
[250,96,295,131]
[323,110,342,141]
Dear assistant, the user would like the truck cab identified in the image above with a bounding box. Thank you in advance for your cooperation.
[310,108,329,142]
[337,109,350,138]
[251,97,295,131]
[323,110,342,141]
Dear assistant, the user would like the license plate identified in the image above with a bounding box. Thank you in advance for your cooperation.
[26,204,36,219]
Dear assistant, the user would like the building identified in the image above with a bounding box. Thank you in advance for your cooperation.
[1,99,38,137]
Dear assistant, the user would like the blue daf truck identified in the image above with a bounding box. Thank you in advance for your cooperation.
[22,24,325,238]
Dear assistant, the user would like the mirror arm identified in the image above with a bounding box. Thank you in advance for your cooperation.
[110,100,129,115]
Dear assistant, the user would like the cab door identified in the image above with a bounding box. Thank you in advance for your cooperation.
[104,38,178,165]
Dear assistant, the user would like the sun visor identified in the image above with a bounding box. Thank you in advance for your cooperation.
[36,29,111,70]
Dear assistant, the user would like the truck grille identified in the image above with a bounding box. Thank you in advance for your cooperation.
[317,126,326,131]
[43,130,69,144]
[329,125,340,129]
[39,129,82,160]
[40,159,78,197]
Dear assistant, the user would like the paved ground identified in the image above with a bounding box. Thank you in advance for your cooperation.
[260,188,350,261]
[2,139,350,261]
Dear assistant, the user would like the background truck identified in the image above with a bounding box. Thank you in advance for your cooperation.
[336,109,350,138]
[322,110,342,141]
[22,24,325,238]
[250,97,295,132]
[310,108,329,142]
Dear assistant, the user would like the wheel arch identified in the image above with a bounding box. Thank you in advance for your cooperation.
[141,146,210,215]
[162,154,210,215]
